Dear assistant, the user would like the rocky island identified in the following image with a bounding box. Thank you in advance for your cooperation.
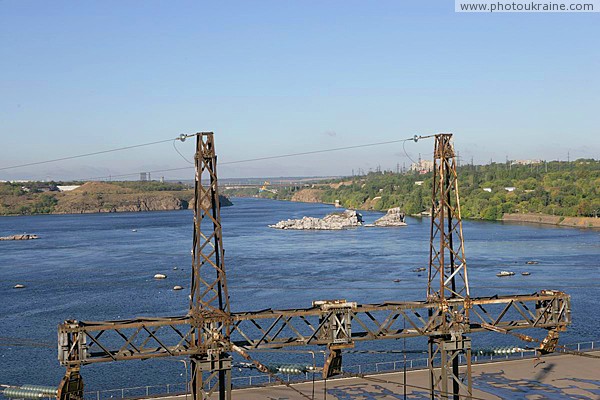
[370,207,407,227]
[0,234,39,240]
[269,209,363,230]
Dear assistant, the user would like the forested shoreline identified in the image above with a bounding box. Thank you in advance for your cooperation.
[223,159,600,221]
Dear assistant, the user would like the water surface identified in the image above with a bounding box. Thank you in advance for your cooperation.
[0,198,598,389]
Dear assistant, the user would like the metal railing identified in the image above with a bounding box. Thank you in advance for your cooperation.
[83,339,598,399]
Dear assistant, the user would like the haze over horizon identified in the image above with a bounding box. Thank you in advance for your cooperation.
[1,1,598,181]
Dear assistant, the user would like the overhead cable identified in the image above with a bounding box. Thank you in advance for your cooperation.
[0,138,177,171]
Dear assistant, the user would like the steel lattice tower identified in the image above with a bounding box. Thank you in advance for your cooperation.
[427,133,472,399]
[189,133,232,400]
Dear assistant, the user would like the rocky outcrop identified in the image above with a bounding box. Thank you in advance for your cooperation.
[269,210,363,230]
[50,182,232,214]
[291,189,324,203]
[372,207,407,227]
[0,234,39,240]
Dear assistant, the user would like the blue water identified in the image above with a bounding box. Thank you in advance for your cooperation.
[0,198,598,390]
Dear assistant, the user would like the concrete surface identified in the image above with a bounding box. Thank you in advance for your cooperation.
[151,351,600,399]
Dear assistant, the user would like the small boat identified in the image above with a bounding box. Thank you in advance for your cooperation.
[153,273,167,279]
[496,271,515,277]
[412,267,426,272]
[131,229,137,232]
[521,272,531,276]
[525,261,539,265]
[173,285,184,291]
[13,284,26,289]
[393,279,401,283]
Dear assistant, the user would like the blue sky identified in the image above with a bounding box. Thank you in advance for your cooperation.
[1,1,598,180]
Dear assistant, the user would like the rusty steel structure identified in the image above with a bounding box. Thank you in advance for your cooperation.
[426,133,472,399]
[57,132,571,399]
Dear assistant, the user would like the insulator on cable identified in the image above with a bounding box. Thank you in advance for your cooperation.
[3,388,46,399]
[265,363,311,375]
[20,385,58,396]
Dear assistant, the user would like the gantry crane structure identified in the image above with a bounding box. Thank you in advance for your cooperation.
[57,132,571,400]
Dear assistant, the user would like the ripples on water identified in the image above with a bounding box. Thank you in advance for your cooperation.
[0,197,598,389]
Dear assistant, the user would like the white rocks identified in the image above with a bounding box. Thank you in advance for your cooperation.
[373,207,407,227]
[269,210,363,230]
[153,273,167,279]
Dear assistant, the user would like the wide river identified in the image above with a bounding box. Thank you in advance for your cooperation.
[0,198,598,390]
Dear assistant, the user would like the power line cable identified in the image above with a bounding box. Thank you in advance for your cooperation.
[172,139,194,164]
[1,133,427,180]
[219,136,421,166]
[0,138,178,172]
[79,135,426,181]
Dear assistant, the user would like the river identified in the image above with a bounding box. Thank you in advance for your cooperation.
[0,197,598,390]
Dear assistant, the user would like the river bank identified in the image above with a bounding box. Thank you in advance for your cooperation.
[0,182,232,216]
[502,213,600,228]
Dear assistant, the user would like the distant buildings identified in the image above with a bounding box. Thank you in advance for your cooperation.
[511,159,542,166]
[410,159,434,174]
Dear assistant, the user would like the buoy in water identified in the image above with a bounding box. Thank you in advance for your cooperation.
[154,273,167,279]
[173,285,184,291]
[13,284,25,289]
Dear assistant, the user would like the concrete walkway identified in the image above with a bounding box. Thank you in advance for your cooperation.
[153,351,600,399]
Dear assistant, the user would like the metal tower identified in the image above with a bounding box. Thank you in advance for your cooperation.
[427,133,471,399]
[189,133,232,400]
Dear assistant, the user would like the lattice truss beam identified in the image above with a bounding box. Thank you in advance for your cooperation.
[58,291,570,365]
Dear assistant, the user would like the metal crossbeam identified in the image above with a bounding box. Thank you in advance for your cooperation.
[58,291,570,365]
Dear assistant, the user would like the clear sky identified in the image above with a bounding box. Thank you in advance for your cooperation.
[1,1,598,181]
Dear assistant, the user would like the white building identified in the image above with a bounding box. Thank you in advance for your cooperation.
[57,185,81,192]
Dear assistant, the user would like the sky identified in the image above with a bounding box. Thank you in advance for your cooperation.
[0,0,598,181]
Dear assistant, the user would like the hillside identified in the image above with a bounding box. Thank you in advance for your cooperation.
[223,159,600,221]
[0,181,232,216]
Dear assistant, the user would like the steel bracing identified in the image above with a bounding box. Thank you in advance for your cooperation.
[57,133,571,400]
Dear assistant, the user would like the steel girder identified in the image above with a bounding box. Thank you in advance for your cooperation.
[58,291,570,366]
